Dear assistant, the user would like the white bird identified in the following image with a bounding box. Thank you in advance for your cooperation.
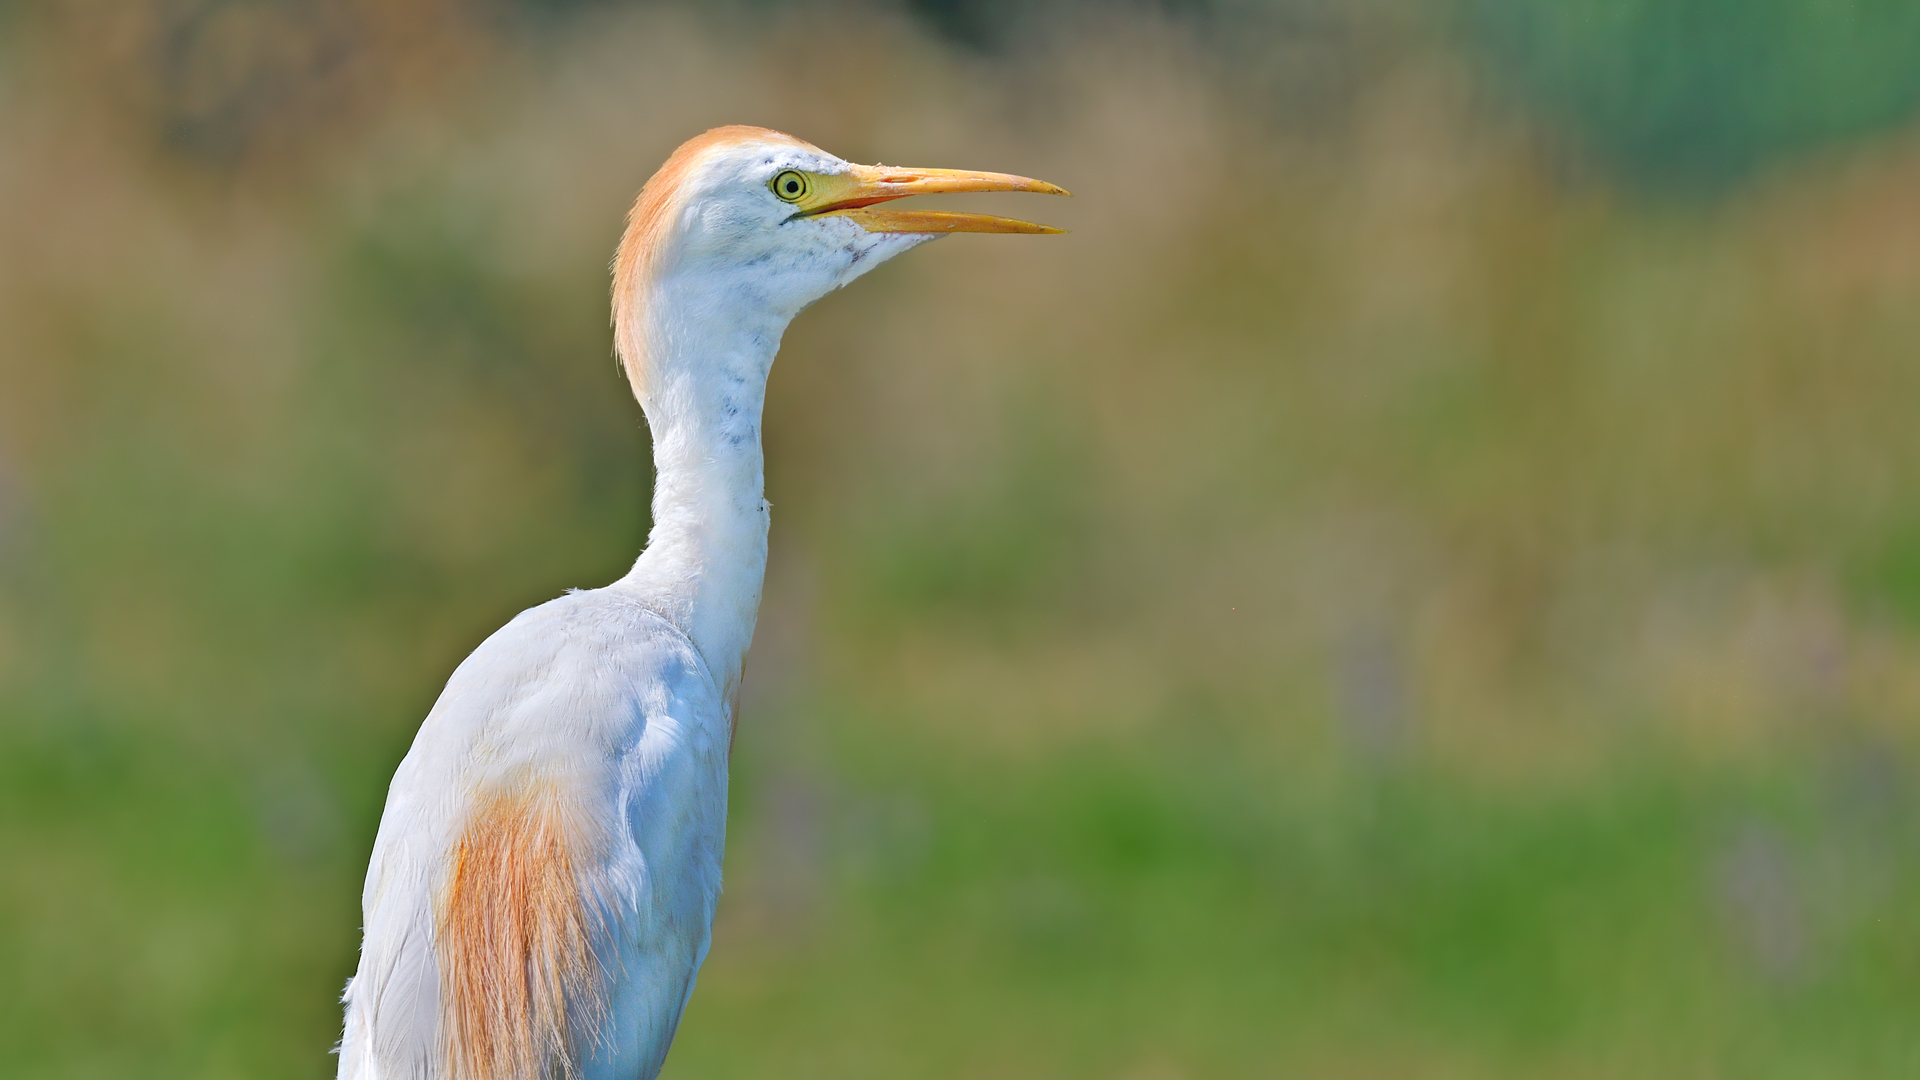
[336,126,1066,1080]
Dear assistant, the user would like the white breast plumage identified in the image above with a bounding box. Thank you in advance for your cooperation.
[340,594,728,1080]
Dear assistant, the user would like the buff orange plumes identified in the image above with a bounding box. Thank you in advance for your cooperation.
[437,785,605,1080]
[611,126,823,403]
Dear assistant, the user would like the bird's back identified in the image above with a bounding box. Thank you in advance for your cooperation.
[338,587,732,1080]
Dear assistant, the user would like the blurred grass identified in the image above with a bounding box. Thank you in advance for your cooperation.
[3,2,1920,1077]
[1467,0,1920,189]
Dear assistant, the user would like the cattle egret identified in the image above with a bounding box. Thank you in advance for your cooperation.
[336,126,1067,1080]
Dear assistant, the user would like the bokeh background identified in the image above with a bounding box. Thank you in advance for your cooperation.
[5,0,1920,1076]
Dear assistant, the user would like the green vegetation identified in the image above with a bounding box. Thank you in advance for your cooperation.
[3,3,1920,1077]
[1468,0,1920,187]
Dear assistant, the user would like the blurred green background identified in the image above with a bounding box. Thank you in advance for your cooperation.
[4,1,1920,1076]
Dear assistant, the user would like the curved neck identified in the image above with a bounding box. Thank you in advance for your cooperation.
[615,280,787,696]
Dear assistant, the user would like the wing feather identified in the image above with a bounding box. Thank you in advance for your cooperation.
[339,591,730,1080]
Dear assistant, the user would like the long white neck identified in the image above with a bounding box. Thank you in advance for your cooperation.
[614,277,789,697]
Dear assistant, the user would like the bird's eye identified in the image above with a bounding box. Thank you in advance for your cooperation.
[771,170,810,203]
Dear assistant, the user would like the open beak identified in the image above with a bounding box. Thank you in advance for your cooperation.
[803,164,1070,234]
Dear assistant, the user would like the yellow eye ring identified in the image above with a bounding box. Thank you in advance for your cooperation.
[771,170,810,203]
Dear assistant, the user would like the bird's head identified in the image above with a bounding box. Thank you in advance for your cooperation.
[613,125,1067,403]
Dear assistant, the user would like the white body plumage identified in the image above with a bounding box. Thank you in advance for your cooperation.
[335,127,1064,1080]
[338,594,729,1080]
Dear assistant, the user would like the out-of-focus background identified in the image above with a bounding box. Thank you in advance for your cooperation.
[4,0,1920,1076]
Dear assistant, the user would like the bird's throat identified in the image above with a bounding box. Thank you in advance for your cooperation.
[615,302,783,699]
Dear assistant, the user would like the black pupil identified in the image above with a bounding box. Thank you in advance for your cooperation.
[783,178,799,193]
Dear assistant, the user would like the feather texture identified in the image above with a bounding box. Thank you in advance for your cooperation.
[338,595,729,1080]
[438,784,603,1080]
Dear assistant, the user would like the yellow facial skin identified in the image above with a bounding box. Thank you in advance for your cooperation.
[773,164,1070,234]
